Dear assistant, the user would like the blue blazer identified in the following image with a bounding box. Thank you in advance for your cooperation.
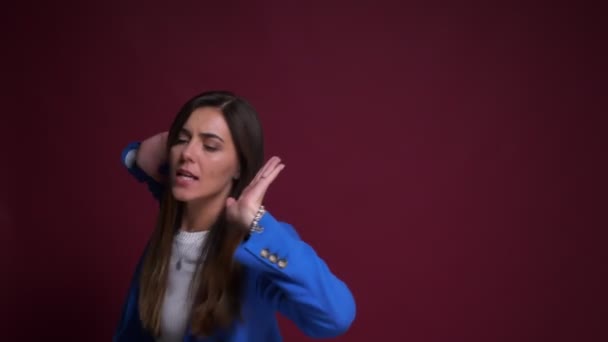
[114,142,356,341]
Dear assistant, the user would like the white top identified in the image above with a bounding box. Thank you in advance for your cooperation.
[157,229,209,342]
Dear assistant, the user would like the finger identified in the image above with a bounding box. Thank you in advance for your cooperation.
[254,156,281,183]
[258,157,283,183]
[253,158,274,182]
[249,163,285,201]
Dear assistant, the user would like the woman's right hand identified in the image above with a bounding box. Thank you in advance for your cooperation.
[136,131,168,183]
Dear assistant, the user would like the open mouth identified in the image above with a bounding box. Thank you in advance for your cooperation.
[176,169,199,181]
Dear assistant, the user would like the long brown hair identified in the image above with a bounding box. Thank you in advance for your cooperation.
[138,91,265,337]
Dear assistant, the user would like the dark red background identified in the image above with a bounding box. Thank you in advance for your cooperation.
[2,1,605,341]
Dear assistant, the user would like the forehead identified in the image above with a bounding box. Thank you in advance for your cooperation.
[183,107,229,135]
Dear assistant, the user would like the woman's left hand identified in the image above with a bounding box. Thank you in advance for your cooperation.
[226,156,285,229]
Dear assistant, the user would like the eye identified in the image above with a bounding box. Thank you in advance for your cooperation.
[204,145,219,151]
[176,137,188,144]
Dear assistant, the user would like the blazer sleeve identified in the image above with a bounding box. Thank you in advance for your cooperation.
[121,141,165,202]
[233,211,356,338]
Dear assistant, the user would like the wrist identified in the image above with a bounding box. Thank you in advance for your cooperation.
[249,205,266,233]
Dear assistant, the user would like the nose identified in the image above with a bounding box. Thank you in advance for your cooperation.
[180,140,196,162]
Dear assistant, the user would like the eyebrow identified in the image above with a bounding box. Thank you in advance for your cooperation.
[200,132,225,143]
[180,128,225,143]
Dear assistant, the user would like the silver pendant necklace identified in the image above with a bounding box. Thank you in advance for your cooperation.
[174,229,208,271]
[175,242,197,270]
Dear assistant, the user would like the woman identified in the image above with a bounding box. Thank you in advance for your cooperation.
[114,91,356,342]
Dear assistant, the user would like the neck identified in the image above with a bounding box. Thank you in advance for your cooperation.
[181,194,227,232]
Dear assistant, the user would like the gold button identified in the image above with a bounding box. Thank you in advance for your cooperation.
[260,249,270,258]
[277,259,288,269]
[268,254,278,263]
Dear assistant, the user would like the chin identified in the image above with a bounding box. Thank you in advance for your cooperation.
[171,187,197,202]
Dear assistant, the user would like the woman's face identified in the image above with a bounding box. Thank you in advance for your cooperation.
[169,107,240,203]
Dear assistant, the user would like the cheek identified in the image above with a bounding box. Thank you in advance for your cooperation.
[204,157,239,184]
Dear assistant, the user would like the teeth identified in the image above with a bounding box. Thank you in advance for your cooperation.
[178,175,195,180]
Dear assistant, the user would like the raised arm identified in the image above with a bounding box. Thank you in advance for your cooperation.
[121,132,168,201]
[226,157,356,337]
[234,213,356,338]
[124,131,168,181]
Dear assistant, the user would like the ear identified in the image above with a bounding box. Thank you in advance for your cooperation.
[233,169,240,180]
